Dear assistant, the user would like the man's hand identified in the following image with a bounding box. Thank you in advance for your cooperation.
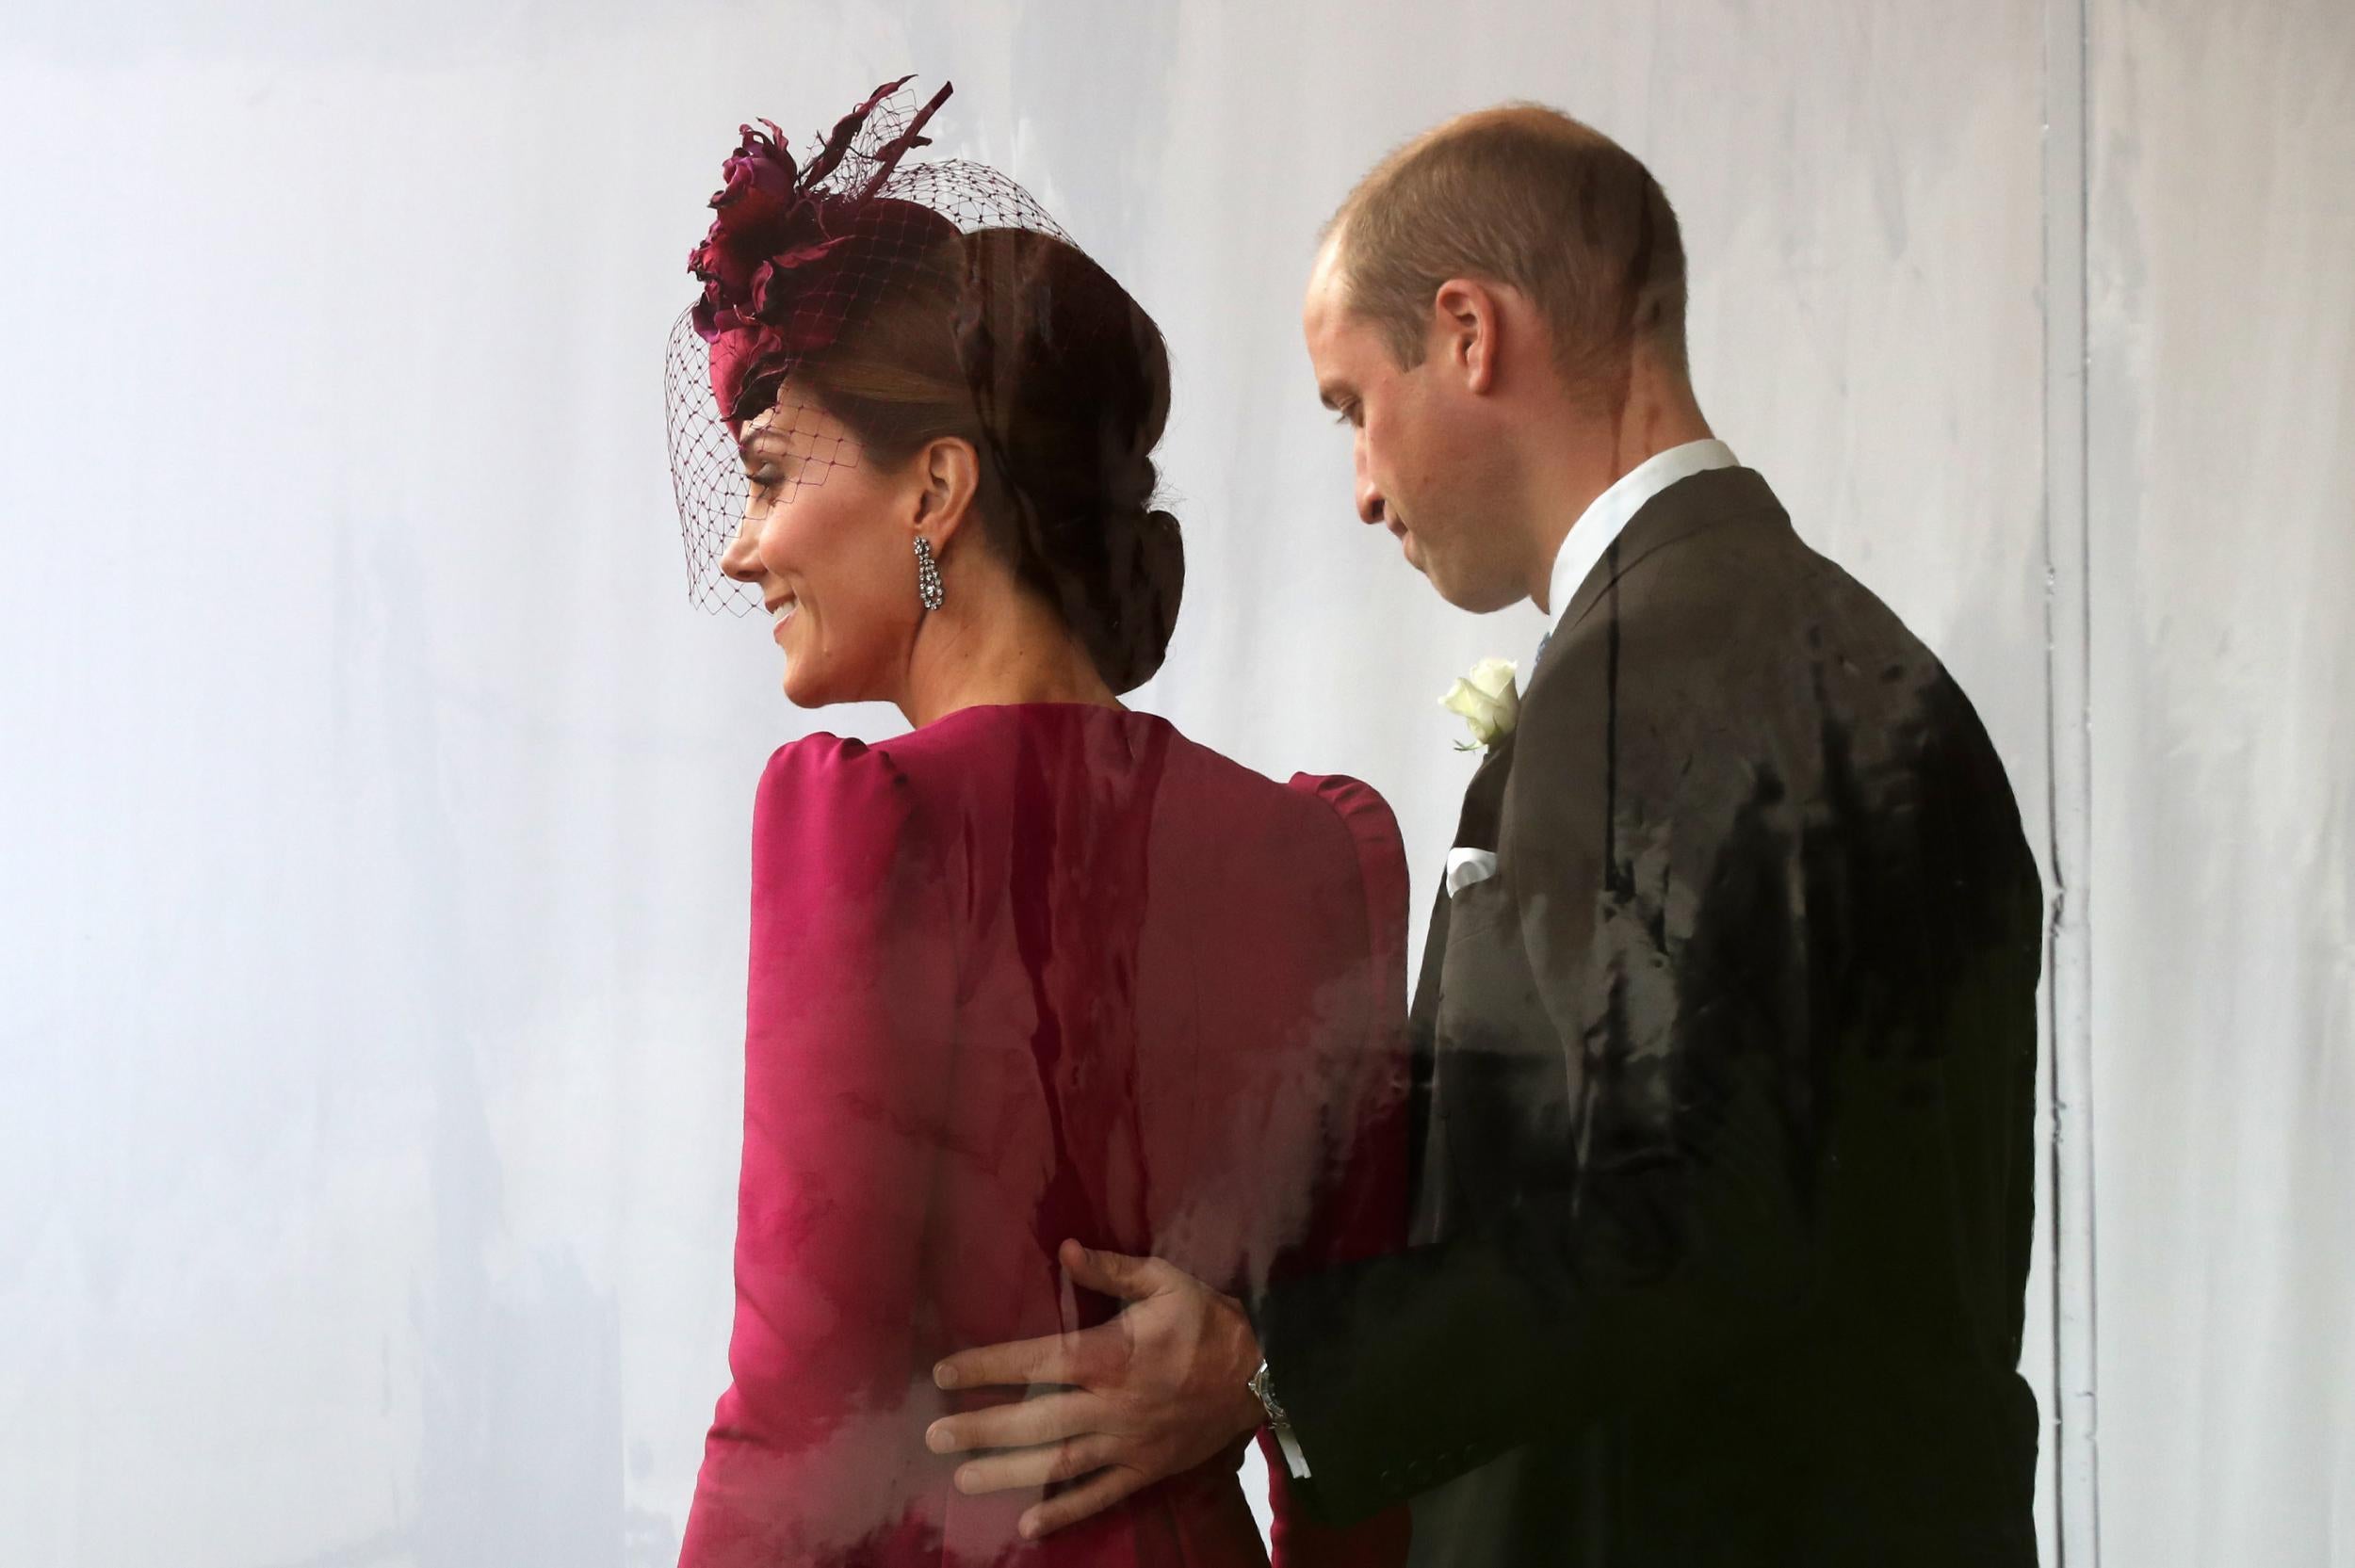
[925,1238,1266,1540]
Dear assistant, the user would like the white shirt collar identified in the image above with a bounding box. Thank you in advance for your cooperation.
[1543,438,1738,630]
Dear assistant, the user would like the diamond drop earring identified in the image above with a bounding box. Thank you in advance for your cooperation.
[914,535,945,611]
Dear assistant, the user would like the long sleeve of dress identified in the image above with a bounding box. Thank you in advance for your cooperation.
[1258,774,1414,1568]
[679,736,961,1567]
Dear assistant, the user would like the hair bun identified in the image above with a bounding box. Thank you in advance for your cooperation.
[1096,505,1184,693]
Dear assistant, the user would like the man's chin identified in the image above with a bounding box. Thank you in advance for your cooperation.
[1403,536,1513,610]
[1428,570,1528,615]
[1405,542,1456,598]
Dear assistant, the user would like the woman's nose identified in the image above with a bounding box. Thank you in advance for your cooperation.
[719,516,762,584]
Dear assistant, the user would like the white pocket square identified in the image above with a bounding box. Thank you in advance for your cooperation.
[1445,848,1499,897]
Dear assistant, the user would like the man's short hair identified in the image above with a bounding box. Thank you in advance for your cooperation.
[1325,105,1689,399]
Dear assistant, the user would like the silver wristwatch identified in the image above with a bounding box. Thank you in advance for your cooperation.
[1247,1358,1291,1429]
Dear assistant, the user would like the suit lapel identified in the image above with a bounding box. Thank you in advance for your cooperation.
[1412,731,1518,1015]
[1407,730,1519,1205]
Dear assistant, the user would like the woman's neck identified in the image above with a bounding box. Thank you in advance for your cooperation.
[896,572,1121,728]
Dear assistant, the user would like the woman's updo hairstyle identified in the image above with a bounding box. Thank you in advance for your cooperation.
[794,219,1184,695]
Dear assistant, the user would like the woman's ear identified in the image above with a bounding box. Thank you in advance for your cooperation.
[914,436,982,551]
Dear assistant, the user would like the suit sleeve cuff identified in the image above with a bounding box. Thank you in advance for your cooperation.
[1273,1419,1313,1478]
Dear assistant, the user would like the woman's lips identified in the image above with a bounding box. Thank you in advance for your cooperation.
[770,600,798,644]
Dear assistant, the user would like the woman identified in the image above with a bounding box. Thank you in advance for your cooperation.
[668,79,1412,1567]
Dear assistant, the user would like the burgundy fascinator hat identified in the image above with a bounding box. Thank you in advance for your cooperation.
[664,75,1075,612]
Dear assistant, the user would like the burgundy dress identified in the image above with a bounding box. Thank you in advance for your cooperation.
[679,703,1413,1568]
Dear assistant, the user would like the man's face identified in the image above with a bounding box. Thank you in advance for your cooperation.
[1302,241,1525,611]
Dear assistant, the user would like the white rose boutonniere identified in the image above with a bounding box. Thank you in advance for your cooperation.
[1440,656,1520,752]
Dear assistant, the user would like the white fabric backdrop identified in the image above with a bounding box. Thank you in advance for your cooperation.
[0,2,2342,1564]
[2084,1,2355,1562]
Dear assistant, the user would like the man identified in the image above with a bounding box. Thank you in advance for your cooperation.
[928,105,2043,1567]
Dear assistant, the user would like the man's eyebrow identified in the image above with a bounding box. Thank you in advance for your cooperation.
[1316,383,1349,411]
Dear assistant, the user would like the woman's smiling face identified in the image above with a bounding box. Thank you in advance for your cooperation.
[718,392,929,708]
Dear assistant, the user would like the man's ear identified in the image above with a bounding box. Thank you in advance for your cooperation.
[914,436,983,552]
[1433,278,1505,396]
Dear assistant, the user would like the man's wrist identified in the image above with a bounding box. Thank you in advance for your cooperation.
[1217,1293,1268,1440]
[1247,1357,1314,1479]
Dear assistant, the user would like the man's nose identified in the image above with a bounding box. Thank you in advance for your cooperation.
[1354,443,1386,525]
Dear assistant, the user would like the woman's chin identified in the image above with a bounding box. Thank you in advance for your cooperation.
[780,659,850,710]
